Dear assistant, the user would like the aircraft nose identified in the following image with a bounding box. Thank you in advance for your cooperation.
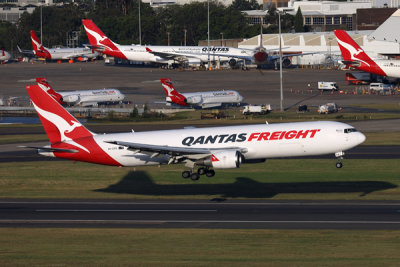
[357,132,366,145]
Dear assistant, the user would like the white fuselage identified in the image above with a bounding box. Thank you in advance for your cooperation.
[375,59,400,78]
[180,90,243,108]
[0,50,11,62]
[60,89,125,106]
[55,121,365,167]
[117,45,253,64]
[44,47,99,60]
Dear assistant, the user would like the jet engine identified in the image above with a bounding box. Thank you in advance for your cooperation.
[228,58,237,67]
[186,95,202,104]
[209,150,243,169]
[282,57,291,67]
[61,95,80,105]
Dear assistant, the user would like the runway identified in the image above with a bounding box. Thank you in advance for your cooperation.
[1,200,400,229]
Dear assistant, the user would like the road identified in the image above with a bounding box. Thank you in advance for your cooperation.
[0,200,399,229]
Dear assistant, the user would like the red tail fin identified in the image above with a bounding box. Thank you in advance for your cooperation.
[36,78,64,105]
[30,30,50,59]
[160,78,187,106]
[334,30,386,76]
[26,84,93,144]
[82,19,127,60]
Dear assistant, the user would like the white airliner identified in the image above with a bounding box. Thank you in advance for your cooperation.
[334,30,400,78]
[82,19,305,67]
[23,82,365,180]
[36,78,125,107]
[160,78,243,109]
[0,49,11,63]
[30,30,99,61]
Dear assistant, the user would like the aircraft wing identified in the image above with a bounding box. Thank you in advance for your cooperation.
[17,45,35,56]
[145,47,199,60]
[105,140,247,162]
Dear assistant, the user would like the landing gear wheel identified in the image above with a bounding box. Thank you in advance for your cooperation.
[205,170,215,177]
[197,168,207,175]
[336,162,343,168]
[182,171,191,179]
[191,173,200,181]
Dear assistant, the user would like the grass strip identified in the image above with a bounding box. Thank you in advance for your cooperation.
[0,228,399,266]
[0,159,399,200]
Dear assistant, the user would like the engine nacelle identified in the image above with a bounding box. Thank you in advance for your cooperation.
[210,150,243,169]
[282,57,291,67]
[228,58,237,67]
[186,95,202,104]
[61,94,80,104]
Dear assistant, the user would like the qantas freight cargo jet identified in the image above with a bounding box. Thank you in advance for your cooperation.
[35,78,125,107]
[334,30,400,78]
[24,83,365,180]
[160,78,243,109]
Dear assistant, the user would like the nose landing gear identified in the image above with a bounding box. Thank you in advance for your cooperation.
[335,151,345,168]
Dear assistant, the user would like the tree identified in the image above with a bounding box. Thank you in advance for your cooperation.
[294,7,304,33]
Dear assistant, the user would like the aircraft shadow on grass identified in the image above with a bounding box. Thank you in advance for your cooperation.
[95,171,397,199]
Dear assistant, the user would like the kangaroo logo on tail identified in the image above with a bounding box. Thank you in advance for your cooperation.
[30,30,51,59]
[36,78,64,105]
[160,78,188,106]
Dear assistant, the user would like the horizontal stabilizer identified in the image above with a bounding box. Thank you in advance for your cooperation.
[18,145,78,153]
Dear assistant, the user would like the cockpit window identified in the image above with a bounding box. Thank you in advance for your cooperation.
[344,128,358,133]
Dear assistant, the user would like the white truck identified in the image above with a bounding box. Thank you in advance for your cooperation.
[369,83,391,91]
[318,82,339,91]
[242,104,271,115]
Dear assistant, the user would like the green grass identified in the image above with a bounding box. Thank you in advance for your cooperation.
[1,159,399,200]
[0,228,399,266]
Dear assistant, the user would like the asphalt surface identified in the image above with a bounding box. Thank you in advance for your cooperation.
[1,61,399,109]
[0,200,399,229]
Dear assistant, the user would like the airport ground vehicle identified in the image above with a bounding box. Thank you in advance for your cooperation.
[318,103,340,114]
[318,82,339,91]
[369,83,392,91]
[242,104,271,115]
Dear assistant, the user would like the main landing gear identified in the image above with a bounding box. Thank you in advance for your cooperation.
[335,151,344,168]
[182,167,215,181]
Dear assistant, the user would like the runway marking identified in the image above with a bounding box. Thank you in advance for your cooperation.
[2,201,400,206]
[36,209,217,212]
[0,220,400,224]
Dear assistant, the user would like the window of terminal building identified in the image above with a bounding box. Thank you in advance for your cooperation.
[313,17,324,25]
[334,16,340,25]
[305,17,311,25]
[326,17,332,25]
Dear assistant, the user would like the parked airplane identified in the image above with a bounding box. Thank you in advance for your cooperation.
[334,30,400,78]
[0,49,11,63]
[160,78,243,109]
[23,82,365,180]
[36,78,125,107]
[82,19,304,67]
[30,30,99,61]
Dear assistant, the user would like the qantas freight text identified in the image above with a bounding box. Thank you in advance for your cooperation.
[182,129,321,146]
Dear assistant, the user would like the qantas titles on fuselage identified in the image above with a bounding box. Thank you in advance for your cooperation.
[182,129,320,146]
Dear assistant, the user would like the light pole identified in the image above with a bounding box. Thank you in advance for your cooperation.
[184,29,187,46]
[278,11,284,112]
[220,32,224,46]
[40,5,42,44]
[207,0,210,69]
[138,0,142,45]
[167,32,170,46]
